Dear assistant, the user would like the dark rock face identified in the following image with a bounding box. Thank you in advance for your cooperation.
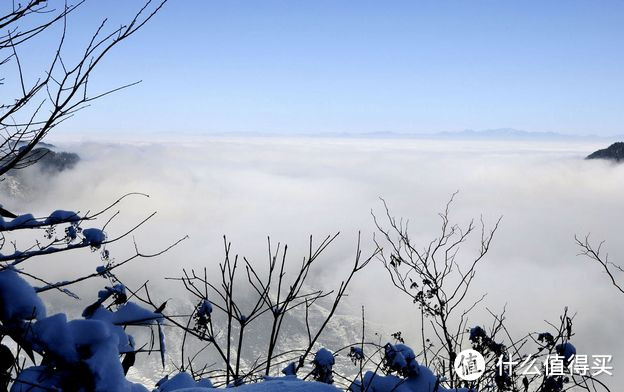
[30,147,80,173]
[586,142,624,162]
[1,144,80,198]
[10,142,80,173]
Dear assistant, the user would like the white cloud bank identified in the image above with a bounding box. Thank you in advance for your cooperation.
[5,136,624,386]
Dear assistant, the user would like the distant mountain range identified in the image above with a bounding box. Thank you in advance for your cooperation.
[199,128,623,141]
[307,128,623,141]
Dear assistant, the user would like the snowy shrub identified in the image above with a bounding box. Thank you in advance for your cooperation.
[348,346,364,365]
[0,268,46,322]
[382,343,420,379]
[373,196,501,388]
[2,269,165,391]
[83,228,107,248]
[192,299,213,340]
[145,235,378,387]
[66,225,78,240]
[556,342,577,363]
[348,342,471,392]
[198,299,213,318]
[311,348,335,384]
[468,326,504,358]
[0,198,174,391]
[371,199,604,392]
[154,372,198,391]
[538,332,555,346]
[357,360,473,392]
[282,362,297,376]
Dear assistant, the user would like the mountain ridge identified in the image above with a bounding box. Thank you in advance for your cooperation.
[586,142,624,162]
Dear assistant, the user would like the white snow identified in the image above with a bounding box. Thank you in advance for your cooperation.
[0,268,46,321]
[83,227,107,246]
[4,214,37,230]
[44,210,80,224]
[108,302,164,325]
[2,269,159,391]
[314,348,335,367]
[556,342,577,362]
[155,374,341,392]
[197,299,213,317]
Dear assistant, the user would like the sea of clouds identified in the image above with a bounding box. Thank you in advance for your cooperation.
[4,136,624,387]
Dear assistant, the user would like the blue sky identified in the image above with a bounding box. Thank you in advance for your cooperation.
[38,0,624,136]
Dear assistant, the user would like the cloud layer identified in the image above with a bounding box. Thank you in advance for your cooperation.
[6,136,623,386]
